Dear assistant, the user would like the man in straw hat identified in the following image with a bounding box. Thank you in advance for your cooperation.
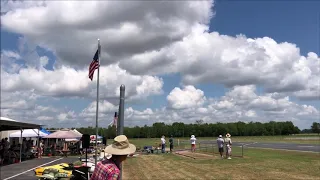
[90,135,136,180]
[225,133,232,159]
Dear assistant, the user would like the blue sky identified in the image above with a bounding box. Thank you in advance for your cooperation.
[211,1,319,56]
[1,0,319,129]
[210,0,320,106]
[134,0,320,117]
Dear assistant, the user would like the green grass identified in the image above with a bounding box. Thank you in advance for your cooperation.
[122,138,320,180]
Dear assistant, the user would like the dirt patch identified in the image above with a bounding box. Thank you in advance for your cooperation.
[175,150,216,160]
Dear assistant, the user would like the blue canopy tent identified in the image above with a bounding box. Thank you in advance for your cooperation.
[40,128,51,135]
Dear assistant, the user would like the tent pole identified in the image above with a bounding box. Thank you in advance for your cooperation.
[38,129,40,157]
[20,127,22,163]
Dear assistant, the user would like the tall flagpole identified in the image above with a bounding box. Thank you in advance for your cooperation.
[95,39,101,166]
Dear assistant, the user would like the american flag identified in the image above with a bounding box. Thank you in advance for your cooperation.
[88,46,100,81]
[113,112,118,128]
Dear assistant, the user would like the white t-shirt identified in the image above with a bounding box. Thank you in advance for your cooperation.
[161,138,166,144]
[190,137,197,144]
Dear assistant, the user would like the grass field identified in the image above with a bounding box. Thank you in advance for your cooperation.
[126,135,320,147]
[121,136,320,180]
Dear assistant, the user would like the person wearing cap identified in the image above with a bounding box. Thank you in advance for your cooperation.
[225,133,232,159]
[169,135,174,153]
[90,135,136,180]
[190,135,197,153]
[216,135,225,159]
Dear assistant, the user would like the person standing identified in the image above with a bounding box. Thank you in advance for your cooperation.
[169,135,174,153]
[216,135,224,159]
[225,133,232,159]
[161,135,166,153]
[90,135,136,180]
[190,135,197,153]
[38,140,44,158]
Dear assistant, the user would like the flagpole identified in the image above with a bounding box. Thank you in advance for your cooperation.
[95,39,101,167]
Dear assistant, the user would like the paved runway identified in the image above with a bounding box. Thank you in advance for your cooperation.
[0,157,78,180]
[197,140,320,153]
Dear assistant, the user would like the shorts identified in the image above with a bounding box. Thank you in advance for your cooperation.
[218,147,224,153]
[191,144,196,148]
[226,146,231,153]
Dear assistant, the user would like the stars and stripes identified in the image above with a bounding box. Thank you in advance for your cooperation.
[88,46,100,81]
[113,112,118,128]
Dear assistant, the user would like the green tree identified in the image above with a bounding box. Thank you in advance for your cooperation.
[311,122,320,135]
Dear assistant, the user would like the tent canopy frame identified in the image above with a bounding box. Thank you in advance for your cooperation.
[0,117,42,163]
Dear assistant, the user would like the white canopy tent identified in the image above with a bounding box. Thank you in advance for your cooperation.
[10,129,48,138]
[73,129,82,136]
[0,117,42,163]
[65,129,83,142]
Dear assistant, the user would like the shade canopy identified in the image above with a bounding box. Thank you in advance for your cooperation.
[0,117,42,131]
[40,128,51,135]
[10,129,49,138]
[72,129,82,136]
[65,129,82,141]
[65,138,79,142]
[43,129,82,139]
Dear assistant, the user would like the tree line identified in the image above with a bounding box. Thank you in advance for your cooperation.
[46,120,320,139]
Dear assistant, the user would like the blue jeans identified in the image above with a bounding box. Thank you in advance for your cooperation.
[161,144,166,153]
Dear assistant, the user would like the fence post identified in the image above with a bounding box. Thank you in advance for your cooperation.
[242,145,244,157]
[212,143,214,156]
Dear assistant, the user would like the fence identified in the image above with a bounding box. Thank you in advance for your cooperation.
[175,140,244,158]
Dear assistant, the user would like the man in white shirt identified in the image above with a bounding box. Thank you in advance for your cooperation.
[161,135,166,153]
[216,135,224,159]
[190,135,197,153]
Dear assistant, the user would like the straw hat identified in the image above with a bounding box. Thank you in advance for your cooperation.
[226,133,231,138]
[104,135,136,155]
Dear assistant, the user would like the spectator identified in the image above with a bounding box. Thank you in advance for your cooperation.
[22,138,27,152]
[91,135,136,180]
[39,140,44,158]
[169,135,174,153]
[216,135,225,159]
[225,133,232,159]
[27,138,32,151]
[3,138,9,157]
[0,139,4,165]
[4,138,9,151]
[51,142,56,156]
[190,135,197,153]
[161,135,166,153]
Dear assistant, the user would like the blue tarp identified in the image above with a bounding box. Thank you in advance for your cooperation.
[40,128,51,135]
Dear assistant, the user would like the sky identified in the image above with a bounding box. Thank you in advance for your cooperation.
[0,0,319,130]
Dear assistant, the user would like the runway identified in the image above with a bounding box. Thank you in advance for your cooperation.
[0,157,78,180]
[198,140,320,153]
